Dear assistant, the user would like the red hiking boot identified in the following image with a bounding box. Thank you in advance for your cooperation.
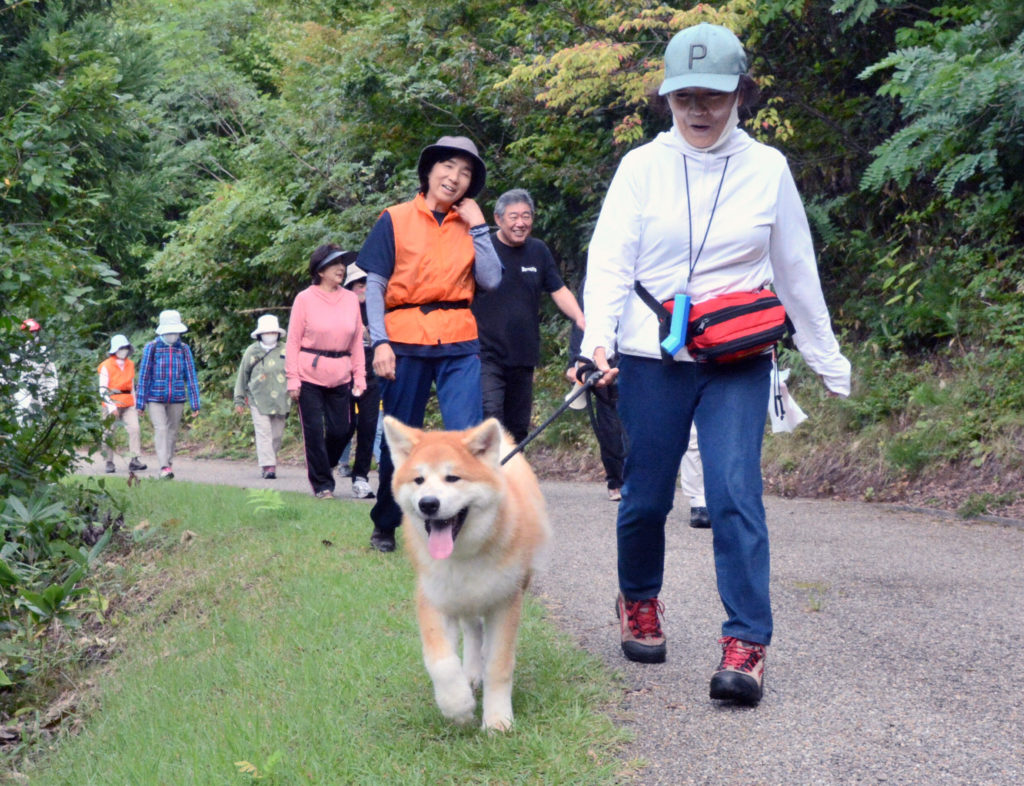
[615,593,666,663]
[710,636,766,705]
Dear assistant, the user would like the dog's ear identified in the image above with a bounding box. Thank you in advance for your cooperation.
[464,418,504,468]
[383,415,419,465]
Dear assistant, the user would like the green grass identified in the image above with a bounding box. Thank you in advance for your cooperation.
[20,480,627,785]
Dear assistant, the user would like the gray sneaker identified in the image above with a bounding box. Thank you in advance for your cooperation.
[104,461,116,473]
[352,477,375,499]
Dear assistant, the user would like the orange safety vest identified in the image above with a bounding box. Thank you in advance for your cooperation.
[98,356,135,408]
[383,194,478,346]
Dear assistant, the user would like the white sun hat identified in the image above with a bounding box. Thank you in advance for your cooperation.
[108,334,133,355]
[250,313,286,339]
[344,264,368,289]
[155,309,188,335]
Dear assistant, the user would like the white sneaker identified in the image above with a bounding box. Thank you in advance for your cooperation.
[352,477,375,499]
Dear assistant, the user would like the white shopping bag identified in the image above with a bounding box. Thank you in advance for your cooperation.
[769,364,807,433]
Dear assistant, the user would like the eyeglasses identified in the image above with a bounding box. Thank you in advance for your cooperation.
[667,90,735,111]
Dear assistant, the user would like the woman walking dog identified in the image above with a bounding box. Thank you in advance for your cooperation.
[580,23,850,705]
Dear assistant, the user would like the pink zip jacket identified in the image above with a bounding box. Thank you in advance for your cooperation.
[285,285,366,392]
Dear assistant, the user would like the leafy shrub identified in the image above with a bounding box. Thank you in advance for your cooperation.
[0,482,123,692]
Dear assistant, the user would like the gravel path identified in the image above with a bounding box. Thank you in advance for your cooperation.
[81,454,1024,785]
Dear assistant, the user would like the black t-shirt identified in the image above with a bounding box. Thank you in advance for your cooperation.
[472,234,564,367]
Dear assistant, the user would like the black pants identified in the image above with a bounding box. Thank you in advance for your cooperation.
[589,385,627,490]
[480,357,535,444]
[298,381,351,494]
[344,371,380,479]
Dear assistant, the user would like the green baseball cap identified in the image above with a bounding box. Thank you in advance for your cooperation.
[658,23,748,95]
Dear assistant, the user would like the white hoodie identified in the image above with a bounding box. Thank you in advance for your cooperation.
[581,125,851,395]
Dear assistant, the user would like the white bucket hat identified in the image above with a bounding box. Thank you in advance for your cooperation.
[344,264,368,289]
[108,334,133,355]
[250,313,286,339]
[155,309,188,335]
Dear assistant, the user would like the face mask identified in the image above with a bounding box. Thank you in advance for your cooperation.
[161,333,179,345]
[115,348,130,359]
[259,334,279,348]
[673,95,741,154]
[707,98,741,151]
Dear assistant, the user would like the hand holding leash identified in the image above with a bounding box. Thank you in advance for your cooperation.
[574,359,598,384]
[586,348,619,387]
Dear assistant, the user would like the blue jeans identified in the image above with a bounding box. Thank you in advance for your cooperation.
[370,353,483,531]
[616,353,773,645]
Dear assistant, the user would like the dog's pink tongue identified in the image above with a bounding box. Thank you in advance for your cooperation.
[428,525,455,560]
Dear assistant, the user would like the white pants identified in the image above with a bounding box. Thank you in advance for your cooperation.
[147,402,184,469]
[251,405,287,467]
[679,422,706,507]
[102,406,142,462]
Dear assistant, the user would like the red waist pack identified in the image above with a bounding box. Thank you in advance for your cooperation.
[686,290,790,363]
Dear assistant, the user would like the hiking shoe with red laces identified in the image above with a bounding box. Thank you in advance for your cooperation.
[710,636,766,705]
[615,593,666,663]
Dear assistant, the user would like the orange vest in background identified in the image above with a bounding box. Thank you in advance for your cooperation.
[98,356,135,408]
[383,194,478,346]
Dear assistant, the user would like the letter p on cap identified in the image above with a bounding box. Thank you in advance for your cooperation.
[689,44,707,69]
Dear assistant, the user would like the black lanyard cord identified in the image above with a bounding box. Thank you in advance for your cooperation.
[683,155,730,288]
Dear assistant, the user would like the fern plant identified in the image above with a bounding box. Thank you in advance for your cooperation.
[246,488,286,515]
[860,19,1024,196]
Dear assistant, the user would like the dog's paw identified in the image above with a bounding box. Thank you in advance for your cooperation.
[431,656,476,724]
[481,690,514,732]
[437,685,476,725]
[481,711,513,732]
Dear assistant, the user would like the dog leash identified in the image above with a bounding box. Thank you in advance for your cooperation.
[501,369,604,466]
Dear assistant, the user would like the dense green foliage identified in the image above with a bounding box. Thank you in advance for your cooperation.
[1,0,149,695]
[1,0,1023,723]
[0,481,121,692]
